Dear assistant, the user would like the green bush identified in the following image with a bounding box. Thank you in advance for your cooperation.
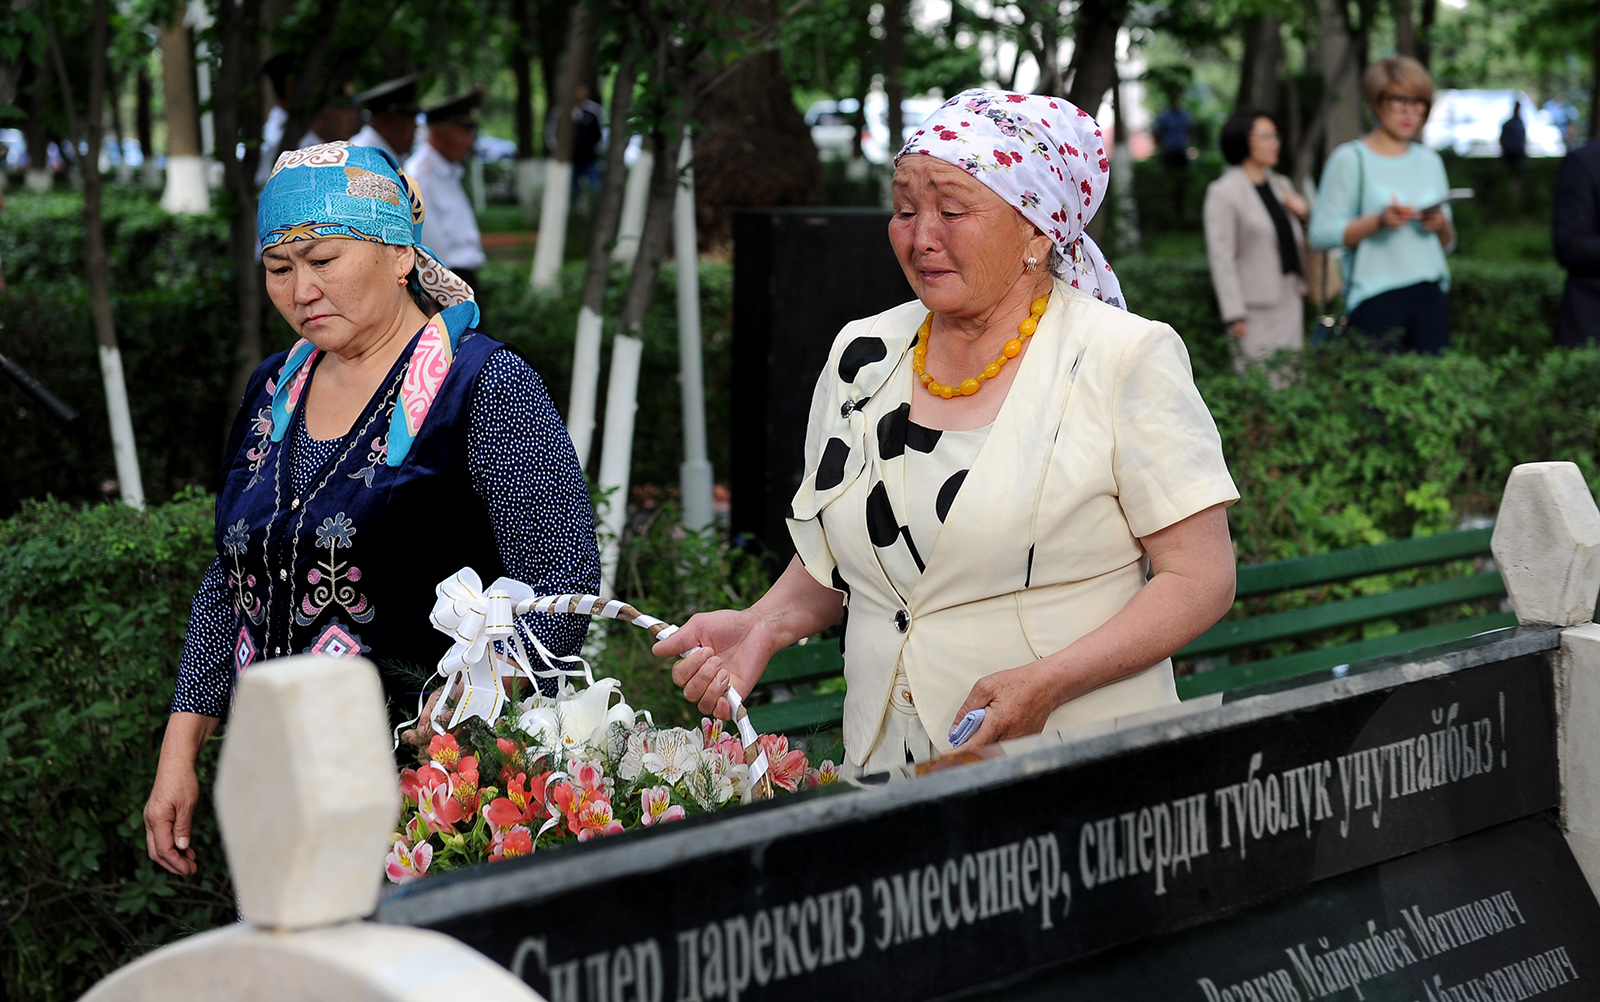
[0,491,234,1001]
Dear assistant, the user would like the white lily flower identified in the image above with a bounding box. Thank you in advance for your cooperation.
[516,677,623,753]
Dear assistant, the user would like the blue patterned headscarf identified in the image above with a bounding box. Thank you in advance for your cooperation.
[258,141,479,468]
[258,141,476,317]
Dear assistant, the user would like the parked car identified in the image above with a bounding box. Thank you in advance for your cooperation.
[859,94,944,165]
[1422,90,1566,158]
[805,94,945,164]
[804,98,859,160]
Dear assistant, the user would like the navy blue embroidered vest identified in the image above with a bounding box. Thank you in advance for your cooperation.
[215,324,505,715]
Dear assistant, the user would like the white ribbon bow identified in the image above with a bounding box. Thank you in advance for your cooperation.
[423,568,594,733]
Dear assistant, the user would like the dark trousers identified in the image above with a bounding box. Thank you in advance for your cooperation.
[1347,280,1451,354]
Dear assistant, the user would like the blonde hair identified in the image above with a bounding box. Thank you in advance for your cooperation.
[1363,56,1434,120]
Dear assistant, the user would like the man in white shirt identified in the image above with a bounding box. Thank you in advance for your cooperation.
[257,54,358,182]
[351,72,422,162]
[406,88,487,302]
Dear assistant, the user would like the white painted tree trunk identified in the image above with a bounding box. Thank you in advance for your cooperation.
[24,168,50,192]
[162,155,210,214]
[470,155,486,214]
[673,134,713,532]
[515,157,543,225]
[158,20,209,214]
[566,305,604,468]
[611,148,652,265]
[530,160,572,291]
[596,334,643,598]
[97,344,145,508]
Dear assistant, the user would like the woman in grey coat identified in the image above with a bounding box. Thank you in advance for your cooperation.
[1203,110,1309,366]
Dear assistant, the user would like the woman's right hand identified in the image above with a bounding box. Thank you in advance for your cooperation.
[144,757,201,876]
[144,712,218,876]
[654,608,778,719]
[1376,197,1418,231]
[1227,320,1248,340]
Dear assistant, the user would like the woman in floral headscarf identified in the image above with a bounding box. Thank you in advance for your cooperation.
[659,90,1239,773]
[143,142,599,876]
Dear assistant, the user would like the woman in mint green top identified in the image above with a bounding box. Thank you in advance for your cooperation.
[1309,56,1456,353]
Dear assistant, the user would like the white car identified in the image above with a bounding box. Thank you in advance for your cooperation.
[859,94,944,165]
[805,94,945,164]
[804,99,859,161]
[1422,90,1566,158]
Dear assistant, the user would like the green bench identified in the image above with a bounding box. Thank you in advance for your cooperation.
[744,526,1509,738]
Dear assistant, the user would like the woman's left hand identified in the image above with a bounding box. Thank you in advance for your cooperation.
[1420,207,1451,235]
[1282,191,1310,220]
[947,661,1064,750]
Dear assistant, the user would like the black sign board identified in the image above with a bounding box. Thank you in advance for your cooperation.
[730,208,910,563]
[986,814,1600,1002]
[378,648,1562,1002]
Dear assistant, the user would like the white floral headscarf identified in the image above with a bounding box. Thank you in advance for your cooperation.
[896,88,1124,309]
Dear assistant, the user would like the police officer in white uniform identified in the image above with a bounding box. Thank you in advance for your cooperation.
[351,71,423,162]
[405,88,487,301]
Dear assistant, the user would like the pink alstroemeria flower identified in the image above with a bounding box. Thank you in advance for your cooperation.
[385,839,432,883]
[804,760,841,788]
[757,733,810,793]
[490,825,534,862]
[640,785,686,826]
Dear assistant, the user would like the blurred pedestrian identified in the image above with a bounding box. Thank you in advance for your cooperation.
[407,89,488,304]
[1153,94,1193,223]
[548,84,605,204]
[1203,110,1309,368]
[1309,56,1455,354]
[1545,95,1578,148]
[1501,96,1528,212]
[256,55,359,184]
[1553,138,1600,346]
[352,72,422,161]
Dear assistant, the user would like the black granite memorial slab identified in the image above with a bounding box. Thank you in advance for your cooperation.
[378,646,1562,1002]
[981,814,1600,1002]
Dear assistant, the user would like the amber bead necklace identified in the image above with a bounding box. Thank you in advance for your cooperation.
[912,294,1051,399]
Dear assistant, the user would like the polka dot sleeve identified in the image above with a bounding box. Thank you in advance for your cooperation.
[170,557,233,717]
[468,350,602,666]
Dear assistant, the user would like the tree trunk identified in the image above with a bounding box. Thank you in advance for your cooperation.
[1591,15,1600,143]
[159,15,209,214]
[1236,15,1283,116]
[883,0,905,161]
[136,64,158,188]
[1313,0,1365,158]
[1392,0,1417,60]
[1291,17,1360,188]
[1417,0,1437,68]
[595,129,680,593]
[1065,0,1122,115]
[50,0,145,507]
[511,0,543,224]
[214,0,267,418]
[690,7,823,249]
[568,47,638,468]
[531,1,593,291]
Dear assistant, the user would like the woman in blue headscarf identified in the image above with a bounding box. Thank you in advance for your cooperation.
[143,142,600,876]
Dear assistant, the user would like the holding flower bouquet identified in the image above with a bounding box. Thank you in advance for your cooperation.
[385,571,840,884]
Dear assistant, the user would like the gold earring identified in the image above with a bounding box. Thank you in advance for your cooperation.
[398,274,407,286]
[1026,256,1038,273]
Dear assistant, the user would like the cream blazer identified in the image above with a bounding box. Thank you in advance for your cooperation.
[789,280,1239,766]
[1203,166,1308,323]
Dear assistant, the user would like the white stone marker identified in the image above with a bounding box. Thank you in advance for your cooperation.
[81,655,546,1002]
[1490,461,1600,627]
[1559,623,1600,903]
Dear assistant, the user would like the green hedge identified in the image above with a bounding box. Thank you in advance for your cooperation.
[0,492,234,1001]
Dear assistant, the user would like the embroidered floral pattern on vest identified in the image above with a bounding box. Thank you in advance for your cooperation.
[223,519,265,625]
[348,434,388,488]
[244,406,275,490]
[293,512,375,626]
